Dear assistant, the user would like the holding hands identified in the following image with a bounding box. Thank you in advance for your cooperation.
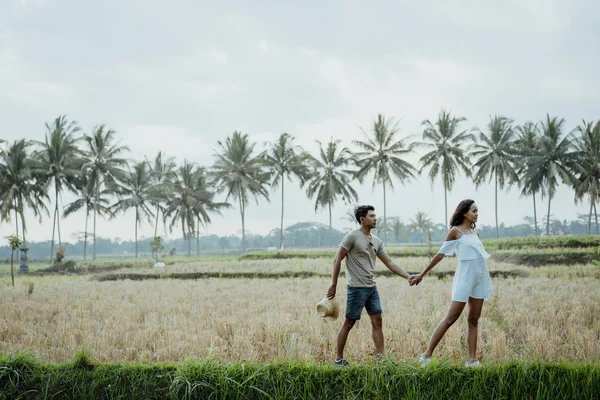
[409,273,424,286]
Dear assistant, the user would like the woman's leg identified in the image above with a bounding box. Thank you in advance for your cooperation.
[423,301,466,357]
[466,297,484,363]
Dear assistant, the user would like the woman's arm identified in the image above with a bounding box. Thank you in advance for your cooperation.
[411,228,458,285]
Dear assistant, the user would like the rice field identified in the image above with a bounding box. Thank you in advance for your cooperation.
[1,257,598,366]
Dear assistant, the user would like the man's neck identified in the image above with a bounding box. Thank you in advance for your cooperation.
[360,226,372,237]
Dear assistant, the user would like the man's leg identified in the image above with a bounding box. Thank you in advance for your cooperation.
[336,287,367,361]
[336,317,357,360]
[368,313,384,355]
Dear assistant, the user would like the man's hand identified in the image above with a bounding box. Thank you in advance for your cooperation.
[410,274,424,286]
[327,283,337,299]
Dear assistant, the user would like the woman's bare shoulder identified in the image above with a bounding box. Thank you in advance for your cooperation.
[445,227,460,241]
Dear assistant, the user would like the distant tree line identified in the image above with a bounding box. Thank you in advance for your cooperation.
[1,111,598,263]
[0,214,593,261]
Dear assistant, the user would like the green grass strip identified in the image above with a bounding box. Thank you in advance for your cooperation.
[1,353,599,399]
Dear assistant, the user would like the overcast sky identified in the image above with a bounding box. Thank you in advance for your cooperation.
[1,0,598,243]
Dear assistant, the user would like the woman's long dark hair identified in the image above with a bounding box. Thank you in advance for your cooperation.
[449,199,476,229]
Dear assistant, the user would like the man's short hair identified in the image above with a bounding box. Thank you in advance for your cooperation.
[355,205,375,224]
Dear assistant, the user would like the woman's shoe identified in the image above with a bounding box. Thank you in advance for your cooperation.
[465,360,482,368]
[417,354,432,366]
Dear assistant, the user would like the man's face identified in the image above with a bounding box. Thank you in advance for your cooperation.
[361,210,377,228]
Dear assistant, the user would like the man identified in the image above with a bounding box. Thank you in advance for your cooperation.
[327,204,413,366]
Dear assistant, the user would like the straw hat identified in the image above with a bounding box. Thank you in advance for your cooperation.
[316,298,340,320]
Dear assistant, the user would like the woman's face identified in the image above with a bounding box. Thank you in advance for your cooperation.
[464,203,479,224]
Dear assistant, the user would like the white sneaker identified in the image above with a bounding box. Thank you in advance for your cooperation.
[465,360,482,368]
[417,354,432,366]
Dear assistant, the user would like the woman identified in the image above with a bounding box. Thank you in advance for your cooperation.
[410,199,491,367]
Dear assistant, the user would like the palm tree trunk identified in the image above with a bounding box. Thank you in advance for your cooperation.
[154,204,160,239]
[135,207,139,258]
[495,172,499,240]
[14,199,19,260]
[83,208,89,261]
[444,185,448,226]
[10,249,14,287]
[151,204,161,259]
[383,179,387,245]
[57,204,62,247]
[533,192,538,236]
[594,202,598,234]
[181,218,186,257]
[15,208,19,238]
[279,179,285,250]
[56,179,62,249]
[239,193,246,252]
[588,201,593,234]
[196,218,200,257]
[50,199,57,263]
[93,179,99,260]
[19,209,27,245]
[328,203,332,248]
[546,196,551,235]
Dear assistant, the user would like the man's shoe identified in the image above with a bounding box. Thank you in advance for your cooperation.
[334,359,349,367]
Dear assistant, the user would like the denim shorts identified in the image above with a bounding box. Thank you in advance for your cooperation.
[345,286,383,320]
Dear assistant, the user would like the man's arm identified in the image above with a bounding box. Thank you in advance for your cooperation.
[378,253,410,280]
[327,247,348,299]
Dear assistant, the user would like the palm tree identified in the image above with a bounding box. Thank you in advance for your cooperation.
[32,115,81,261]
[573,120,600,233]
[470,116,519,239]
[147,151,177,240]
[515,122,543,236]
[408,211,433,244]
[387,216,408,243]
[211,131,270,252]
[0,140,48,245]
[264,133,311,249]
[191,167,229,256]
[165,161,228,256]
[522,115,580,235]
[111,162,156,258]
[415,109,474,226]
[0,143,7,229]
[341,208,359,228]
[306,138,358,246]
[81,125,129,260]
[353,114,417,245]
[63,175,114,260]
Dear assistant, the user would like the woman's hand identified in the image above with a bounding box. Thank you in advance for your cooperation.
[410,273,424,286]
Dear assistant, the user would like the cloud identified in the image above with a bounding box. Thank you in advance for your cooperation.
[19,0,46,6]
[0,0,597,242]
[118,124,215,165]
[257,40,268,54]
[405,59,478,87]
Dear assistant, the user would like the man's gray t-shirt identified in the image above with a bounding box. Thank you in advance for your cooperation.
[340,229,387,287]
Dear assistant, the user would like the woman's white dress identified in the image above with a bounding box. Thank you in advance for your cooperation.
[437,230,492,302]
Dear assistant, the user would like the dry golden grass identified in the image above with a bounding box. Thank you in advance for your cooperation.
[104,256,522,276]
[0,260,598,364]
